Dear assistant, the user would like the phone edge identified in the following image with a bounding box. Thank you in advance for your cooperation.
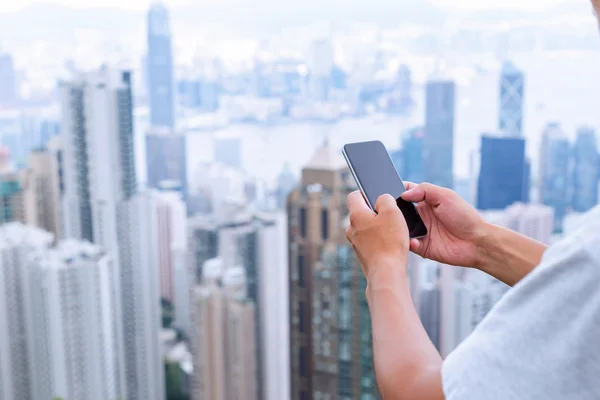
[342,147,375,211]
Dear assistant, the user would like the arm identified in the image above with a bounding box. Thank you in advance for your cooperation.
[368,266,444,400]
[476,223,548,287]
[401,183,548,287]
[346,192,444,400]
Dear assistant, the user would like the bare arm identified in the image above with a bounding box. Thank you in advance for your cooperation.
[367,266,444,400]
[475,223,548,287]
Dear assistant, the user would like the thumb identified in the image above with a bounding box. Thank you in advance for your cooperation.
[401,183,448,207]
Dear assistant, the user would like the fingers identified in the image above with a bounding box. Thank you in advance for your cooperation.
[348,191,374,226]
[375,194,398,214]
[401,182,450,207]
[409,238,422,254]
[404,181,416,190]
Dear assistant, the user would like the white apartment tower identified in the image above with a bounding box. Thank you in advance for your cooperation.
[118,191,166,400]
[0,223,53,400]
[27,239,124,400]
[59,66,136,245]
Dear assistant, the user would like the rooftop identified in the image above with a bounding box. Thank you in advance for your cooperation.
[0,222,53,250]
[305,141,346,171]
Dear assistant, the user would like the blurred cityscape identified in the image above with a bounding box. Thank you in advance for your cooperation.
[0,0,599,399]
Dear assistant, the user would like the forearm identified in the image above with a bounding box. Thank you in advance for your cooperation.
[476,223,548,286]
[366,266,444,400]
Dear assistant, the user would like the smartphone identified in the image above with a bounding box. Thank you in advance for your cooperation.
[342,140,428,239]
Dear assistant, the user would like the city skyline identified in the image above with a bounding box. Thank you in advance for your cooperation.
[1,1,600,399]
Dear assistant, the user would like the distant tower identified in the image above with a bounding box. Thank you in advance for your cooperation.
[424,80,455,189]
[498,62,525,137]
[0,53,17,104]
[539,122,570,231]
[572,126,598,213]
[477,134,528,210]
[147,2,175,128]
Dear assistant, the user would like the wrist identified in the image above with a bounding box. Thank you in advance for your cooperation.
[365,257,409,293]
[473,221,498,270]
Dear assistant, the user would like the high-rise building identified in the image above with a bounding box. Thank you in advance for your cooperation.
[572,126,598,213]
[188,210,289,400]
[498,62,525,137]
[477,134,528,210]
[0,223,53,400]
[147,2,175,128]
[214,135,242,170]
[156,190,187,302]
[22,148,62,239]
[482,203,555,244]
[424,80,455,189]
[117,191,166,400]
[539,122,571,231]
[0,170,29,224]
[145,127,188,201]
[288,144,378,399]
[400,126,425,182]
[59,67,137,244]
[28,239,125,400]
[0,53,17,104]
[418,259,442,351]
[192,260,258,400]
[276,162,297,209]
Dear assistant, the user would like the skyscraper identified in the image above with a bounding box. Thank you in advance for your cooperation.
[477,134,528,210]
[22,148,62,240]
[498,62,525,137]
[156,190,187,302]
[28,239,125,400]
[192,260,258,400]
[400,126,425,182]
[288,143,378,399]
[59,67,137,244]
[424,80,455,189]
[188,210,289,400]
[0,53,17,104]
[0,170,29,224]
[117,191,166,400]
[539,122,571,231]
[572,126,598,213]
[145,127,188,201]
[0,223,53,400]
[147,2,175,128]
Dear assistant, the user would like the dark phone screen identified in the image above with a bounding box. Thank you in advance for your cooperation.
[343,140,428,238]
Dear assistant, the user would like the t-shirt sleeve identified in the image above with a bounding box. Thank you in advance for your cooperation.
[442,218,600,400]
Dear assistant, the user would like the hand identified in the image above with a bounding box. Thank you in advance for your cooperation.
[346,191,410,284]
[401,182,488,269]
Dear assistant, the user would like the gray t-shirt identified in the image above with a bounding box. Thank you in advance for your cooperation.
[443,207,600,399]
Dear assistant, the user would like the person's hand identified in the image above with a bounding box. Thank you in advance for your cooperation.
[401,182,488,269]
[346,191,410,285]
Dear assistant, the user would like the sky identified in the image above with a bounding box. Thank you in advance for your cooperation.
[0,0,575,12]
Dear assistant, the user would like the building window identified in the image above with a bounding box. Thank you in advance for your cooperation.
[299,346,308,378]
[300,207,307,237]
[299,301,305,333]
[321,208,329,241]
[298,254,305,288]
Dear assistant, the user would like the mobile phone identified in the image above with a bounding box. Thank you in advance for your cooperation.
[342,140,428,239]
